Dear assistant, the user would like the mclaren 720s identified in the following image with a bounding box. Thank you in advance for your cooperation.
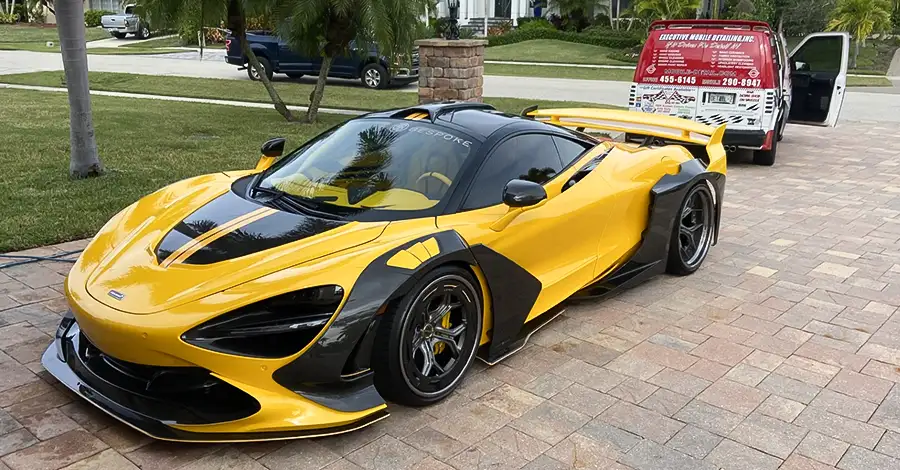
[43,102,726,442]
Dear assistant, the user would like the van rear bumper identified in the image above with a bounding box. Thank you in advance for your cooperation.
[722,130,766,149]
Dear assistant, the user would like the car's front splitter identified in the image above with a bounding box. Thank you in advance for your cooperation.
[41,320,389,443]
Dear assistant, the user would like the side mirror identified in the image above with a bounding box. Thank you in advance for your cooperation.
[490,179,548,232]
[502,179,547,208]
[256,137,285,171]
[793,60,809,72]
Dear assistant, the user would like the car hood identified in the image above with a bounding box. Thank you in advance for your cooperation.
[80,173,387,314]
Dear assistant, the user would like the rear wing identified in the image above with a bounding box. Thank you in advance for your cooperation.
[527,108,726,173]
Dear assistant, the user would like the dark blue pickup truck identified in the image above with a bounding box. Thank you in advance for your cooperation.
[225,31,419,89]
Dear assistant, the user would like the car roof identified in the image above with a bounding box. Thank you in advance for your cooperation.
[360,102,593,141]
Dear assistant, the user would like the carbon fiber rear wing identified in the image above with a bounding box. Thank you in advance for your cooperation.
[526,108,726,174]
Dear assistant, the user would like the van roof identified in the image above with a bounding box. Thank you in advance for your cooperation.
[650,19,772,33]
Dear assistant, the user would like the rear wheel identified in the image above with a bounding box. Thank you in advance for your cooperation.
[248,57,273,82]
[753,135,777,166]
[137,25,151,40]
[373,266,483,406]
[666,184,715,275]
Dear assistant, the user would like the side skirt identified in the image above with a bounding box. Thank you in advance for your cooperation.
[476,305,566,365]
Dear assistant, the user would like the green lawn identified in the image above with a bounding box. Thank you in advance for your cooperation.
[0,88,346,252]
[485,63,634,81]
[847,76,893,87]
[0,42,184,54]
[0,24,109,43]
[485,40,633,66]
[119,35,226,49]
[0,71,618,114]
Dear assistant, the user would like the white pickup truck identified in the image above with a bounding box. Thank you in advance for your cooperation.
[100,4,151,40]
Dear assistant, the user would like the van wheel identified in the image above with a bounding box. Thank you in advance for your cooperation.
[248,57,273,82]
[753,137,777,166]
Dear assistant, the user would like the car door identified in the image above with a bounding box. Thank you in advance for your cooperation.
[437,133,615,321]
[329,41,363,78]
[277,36,314,73]
[787,32,850,127]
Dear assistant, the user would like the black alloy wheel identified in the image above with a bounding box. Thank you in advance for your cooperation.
[373,267,482,406]
[667,184,715,275]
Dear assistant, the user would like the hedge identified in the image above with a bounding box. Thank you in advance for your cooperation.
[84,10,114,28]
[487,28,641,49]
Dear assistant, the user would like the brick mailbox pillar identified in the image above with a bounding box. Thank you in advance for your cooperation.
[415,39,487,103]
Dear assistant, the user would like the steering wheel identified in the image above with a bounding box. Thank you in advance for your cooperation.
[415,172,453,189]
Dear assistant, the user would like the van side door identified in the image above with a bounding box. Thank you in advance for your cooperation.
[787,32,850,127]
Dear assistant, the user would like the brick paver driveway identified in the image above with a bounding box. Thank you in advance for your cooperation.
[3,121,900,470]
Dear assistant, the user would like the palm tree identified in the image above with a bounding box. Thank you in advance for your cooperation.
[633,0,701,20]
[139,0,295,121]
[56,0,103,178]
[268,0,429,123]
[827,0,892,67]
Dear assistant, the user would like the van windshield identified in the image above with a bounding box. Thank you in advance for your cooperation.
[636,28,772,89]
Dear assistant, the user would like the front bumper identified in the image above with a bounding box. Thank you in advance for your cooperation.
[42,316,388,443]
[390,67,420,85]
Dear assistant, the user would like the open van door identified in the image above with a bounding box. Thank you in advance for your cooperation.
[787,32,850,127]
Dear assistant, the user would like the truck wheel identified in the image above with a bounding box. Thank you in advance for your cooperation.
[137,25,151,40]
[248,57,274,82]
[361,63,388,90]
[753,137,777,166]
[112,32,126,39]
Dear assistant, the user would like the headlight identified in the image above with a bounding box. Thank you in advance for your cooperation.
[181,285,344,358]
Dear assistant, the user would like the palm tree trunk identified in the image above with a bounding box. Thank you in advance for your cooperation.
[57,0,103,178]
[239,31,294,122]
[306,55,333,123]
[853,38,860,69]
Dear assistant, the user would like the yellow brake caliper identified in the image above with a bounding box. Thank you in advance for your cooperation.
[434,313,451,355]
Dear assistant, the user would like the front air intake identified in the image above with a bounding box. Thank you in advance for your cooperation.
[181,285,344,358]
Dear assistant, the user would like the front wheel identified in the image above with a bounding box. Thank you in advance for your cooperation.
[373,266,483,406]
[666,183,715,276]
[361,63,388,90]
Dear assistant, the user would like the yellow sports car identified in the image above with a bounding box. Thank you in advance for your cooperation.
[43,102,726,442]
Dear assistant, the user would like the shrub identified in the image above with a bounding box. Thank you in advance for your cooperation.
[0,12,16,24]
[487,28,642,49]
[84,10,113,28]
[517,18,554,31]
[458,27,476,39]
[487,20,513,36]
[431,16,451,38]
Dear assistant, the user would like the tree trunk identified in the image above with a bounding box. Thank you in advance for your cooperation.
[853,38,860,69]
[57,0,103,178]
[239,30,294,122]
[306,55,334,123]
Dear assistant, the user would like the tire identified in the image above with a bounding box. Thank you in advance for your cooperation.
[666,183,716,276]
[361,63,389,90]
[777,117,785,142]
[136,25,151,40]
[111,32,126,39]
[753,135,777,166]
[372,266,483,406]
[285,72,304,79]
[248,57,273,82]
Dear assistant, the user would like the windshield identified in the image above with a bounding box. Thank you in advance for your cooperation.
[257,119,478,218]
